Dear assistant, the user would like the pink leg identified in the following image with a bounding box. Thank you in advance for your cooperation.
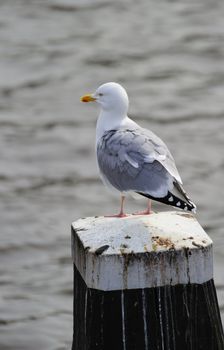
[104,195,127,218]
[133,199,152,216]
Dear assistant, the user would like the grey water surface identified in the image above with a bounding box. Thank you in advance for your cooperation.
[0,0,224,349]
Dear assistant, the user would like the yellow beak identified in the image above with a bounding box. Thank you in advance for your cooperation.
[80,94,96,102]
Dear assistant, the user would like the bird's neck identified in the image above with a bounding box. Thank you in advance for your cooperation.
[96,111,137,144]
[96,111,126,143]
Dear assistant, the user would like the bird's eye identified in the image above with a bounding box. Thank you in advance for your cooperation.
[98,93,103,96]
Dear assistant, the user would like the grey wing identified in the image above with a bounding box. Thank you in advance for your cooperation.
[97,128,177,198]
[141,127,182,184]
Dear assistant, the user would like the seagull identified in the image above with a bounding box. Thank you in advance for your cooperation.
[81,82,196,217]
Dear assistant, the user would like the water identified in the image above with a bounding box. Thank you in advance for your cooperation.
[0,0,224,348]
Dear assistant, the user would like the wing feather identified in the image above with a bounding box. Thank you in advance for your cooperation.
[97,128,177,198]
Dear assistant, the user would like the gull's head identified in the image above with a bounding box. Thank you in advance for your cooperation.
[81,82,129,115]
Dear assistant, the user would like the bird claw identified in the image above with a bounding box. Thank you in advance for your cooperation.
[132,210,153,216]
[104,212,128,218]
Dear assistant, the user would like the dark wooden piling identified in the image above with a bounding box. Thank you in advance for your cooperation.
[71,212,224,350]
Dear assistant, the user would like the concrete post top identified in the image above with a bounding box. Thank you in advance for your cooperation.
[72,212,212,255]
[71,211,213,290]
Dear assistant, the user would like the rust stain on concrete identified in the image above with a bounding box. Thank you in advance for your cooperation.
[152,236,175,249]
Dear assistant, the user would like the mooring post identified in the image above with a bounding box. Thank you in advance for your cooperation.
[71,211,224,350]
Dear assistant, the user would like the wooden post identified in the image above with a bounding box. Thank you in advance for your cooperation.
[71,211,224,350]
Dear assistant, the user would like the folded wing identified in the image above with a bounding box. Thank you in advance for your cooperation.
[97,128,196,212]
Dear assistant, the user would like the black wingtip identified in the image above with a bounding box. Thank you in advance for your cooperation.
[137,191,197,213]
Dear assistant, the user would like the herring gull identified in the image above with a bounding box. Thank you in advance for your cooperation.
[81,82,196,217]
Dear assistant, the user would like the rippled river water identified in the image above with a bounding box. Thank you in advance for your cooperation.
[0,0,224,349]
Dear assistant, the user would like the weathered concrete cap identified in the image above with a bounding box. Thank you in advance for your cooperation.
[71,211,213,291]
